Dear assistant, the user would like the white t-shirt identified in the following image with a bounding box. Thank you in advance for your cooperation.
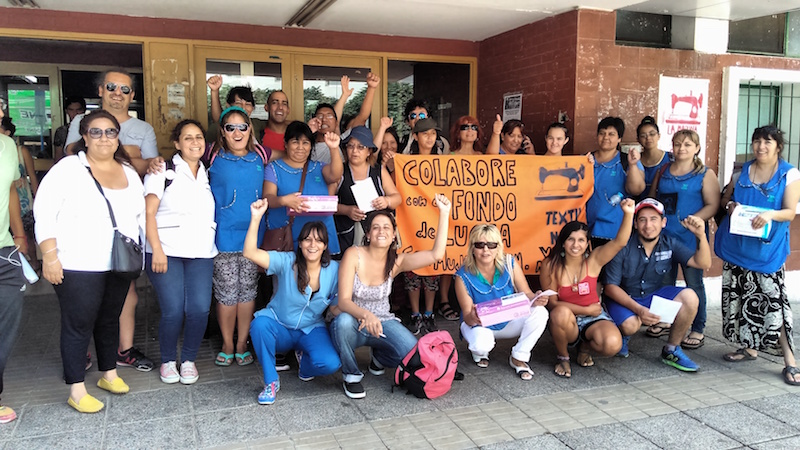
[143,154,218,259]
[34,152,145,272]
[66,113,159,159]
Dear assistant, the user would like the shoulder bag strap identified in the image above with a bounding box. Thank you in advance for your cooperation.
[651,162,671,196]
[288,161,310,228]
[85,166,119,230]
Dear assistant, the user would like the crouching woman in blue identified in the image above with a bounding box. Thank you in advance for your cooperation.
[243,199,341,405]
[330,194,451,399]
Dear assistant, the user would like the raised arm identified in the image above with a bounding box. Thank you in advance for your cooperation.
[485,114,502,155]
[348,72,380,129]
[207,75,224,124]
[322,132,344,184]
[333,75,354,133]
[625,149,646,196]
[373,116,392,149]
[396,194,451,272]
[591,198,634,267]
[242,199,271,269]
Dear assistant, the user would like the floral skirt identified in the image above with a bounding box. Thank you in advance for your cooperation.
[721,262,793,354]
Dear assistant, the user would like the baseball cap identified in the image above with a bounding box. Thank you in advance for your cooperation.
[343,126,377,150]
[635,198,665,215]
[413,117,439,134]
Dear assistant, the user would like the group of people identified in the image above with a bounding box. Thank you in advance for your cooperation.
[0,68,797,421]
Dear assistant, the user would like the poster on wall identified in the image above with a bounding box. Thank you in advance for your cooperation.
[503,93,522,122]
[8,85,51,137]
[657,76,709,160]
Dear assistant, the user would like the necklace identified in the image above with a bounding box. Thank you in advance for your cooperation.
[564,262,582,292]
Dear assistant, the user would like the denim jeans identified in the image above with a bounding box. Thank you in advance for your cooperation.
[330,313,418,383]
[250,315,340,385]
[0,247,25,400]
[670,262,707,334]
[146,254,213,363]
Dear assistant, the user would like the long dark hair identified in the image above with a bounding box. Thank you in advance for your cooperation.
[75,110,131,165]
[544,221,591,287]
[212,107,254,157]
[295,221,331,293]
[170,119,206,159]
[362,210,398,280]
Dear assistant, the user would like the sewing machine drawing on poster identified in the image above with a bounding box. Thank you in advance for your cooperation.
[537,163,586,200]
[665,91,703,125]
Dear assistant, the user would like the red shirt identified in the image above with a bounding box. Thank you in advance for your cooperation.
[262,128,285,151]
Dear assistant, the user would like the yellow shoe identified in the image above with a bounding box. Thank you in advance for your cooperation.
[97,376,129,394]
[67,394,104,413]
[0,405,17,423]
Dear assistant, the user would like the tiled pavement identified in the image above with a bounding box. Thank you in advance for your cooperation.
[2,277,800,449]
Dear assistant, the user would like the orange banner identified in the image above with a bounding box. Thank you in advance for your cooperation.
[394,155,594,275]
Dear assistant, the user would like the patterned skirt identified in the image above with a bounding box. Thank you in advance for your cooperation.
[721,262,793,354]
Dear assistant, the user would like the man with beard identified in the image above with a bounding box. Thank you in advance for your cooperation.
[603,198,710,372]
[261,90,290,156]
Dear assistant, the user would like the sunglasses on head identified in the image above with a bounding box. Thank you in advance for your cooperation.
[105,82,132,95]
[474,241,498,249]
[460,124,479,131]
[223,123,250,133]
[408,112,427,120]
[87,127,119,139]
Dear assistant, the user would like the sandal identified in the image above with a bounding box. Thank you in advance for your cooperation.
[645,323,671,338]
[235,351,254,366]
[723,348,758,362]
[509,356,533,381]
[554,356,571,378]
[476,358,489,368]
[438,303,459,321]
[783,366,800,386]
[215,352,234,366]
[681,334,705,350]
[576,352,594,367]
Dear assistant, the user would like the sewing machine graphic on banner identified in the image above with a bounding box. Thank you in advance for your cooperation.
[537,163,586,200]
[666,91,703,125]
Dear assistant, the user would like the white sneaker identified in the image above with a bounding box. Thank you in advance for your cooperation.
[160,361,179,384]
[179,361,199,385]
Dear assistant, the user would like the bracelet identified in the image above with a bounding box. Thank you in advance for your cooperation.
[725,201,734,211]
[45,258,60,266]
[44,248,57,254]
[12,235,25,240]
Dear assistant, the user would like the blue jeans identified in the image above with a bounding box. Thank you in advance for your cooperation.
[249,315,341,385]
[330,313,418,383]
[146,254,213,363]
[0,247,25,399]
[670,262,707,334]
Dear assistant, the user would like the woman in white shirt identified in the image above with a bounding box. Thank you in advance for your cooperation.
[35,110,145,414]
[144,120,218,385]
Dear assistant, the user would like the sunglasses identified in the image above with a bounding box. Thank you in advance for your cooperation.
[346,143,370,152]
[87,127,119,139]
[460,124,479,131]
[408,112,427,120]
[223,123,250,133]
[474,241,499,250]
[105,82,132,95]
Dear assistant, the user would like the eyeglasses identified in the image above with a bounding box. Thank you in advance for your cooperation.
[408,112,427,120]
[87,127,119,139]
[474,242,499,249]
[638,131,658,139]
[223,123,250,133]
[316,113,335,120]
[105,82,132,95]
[232,99,253,108]
[346,143,369,152]
[460,124,479,131]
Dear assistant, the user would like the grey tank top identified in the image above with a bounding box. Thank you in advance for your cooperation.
[352,248,396,322]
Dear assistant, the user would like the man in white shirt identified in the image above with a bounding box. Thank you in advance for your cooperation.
[65,69,156,372]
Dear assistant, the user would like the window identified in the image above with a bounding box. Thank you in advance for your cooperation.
[729,14,786,55]
[615,11,671,48]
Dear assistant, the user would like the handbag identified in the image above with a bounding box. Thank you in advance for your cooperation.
[87,167,144,280]
[260,161,309,252]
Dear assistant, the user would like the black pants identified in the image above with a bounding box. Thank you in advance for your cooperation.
[0,247,25,400]
[55,271,129,384]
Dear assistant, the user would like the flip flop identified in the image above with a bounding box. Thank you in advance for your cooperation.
[438,303,459,321]
[783,366,800,386]
[576,352,594,367]
[723,348,757,362]
[235,351,254,366]
[645,323,671,338]
[509,356,533,381]
[681,335,705,350]
[215,352,234,366]
[554,357,571,379]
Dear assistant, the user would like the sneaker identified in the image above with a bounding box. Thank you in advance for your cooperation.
[85,352,92,371]
[295,350,314,381]
[423,314,438,333]
[368,349,385,376]
[117,347,154,372]
[179,361,199,385]
[661,346,699,372]
[275,353,290,372]
[408,314,423,336]
[159,361,180,384]
[258,381,280,405]
[0,406,17,424]
[616,336,630,358]
[343,381,366,399]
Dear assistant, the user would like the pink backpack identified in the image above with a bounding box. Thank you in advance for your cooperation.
[394,331,459,399]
